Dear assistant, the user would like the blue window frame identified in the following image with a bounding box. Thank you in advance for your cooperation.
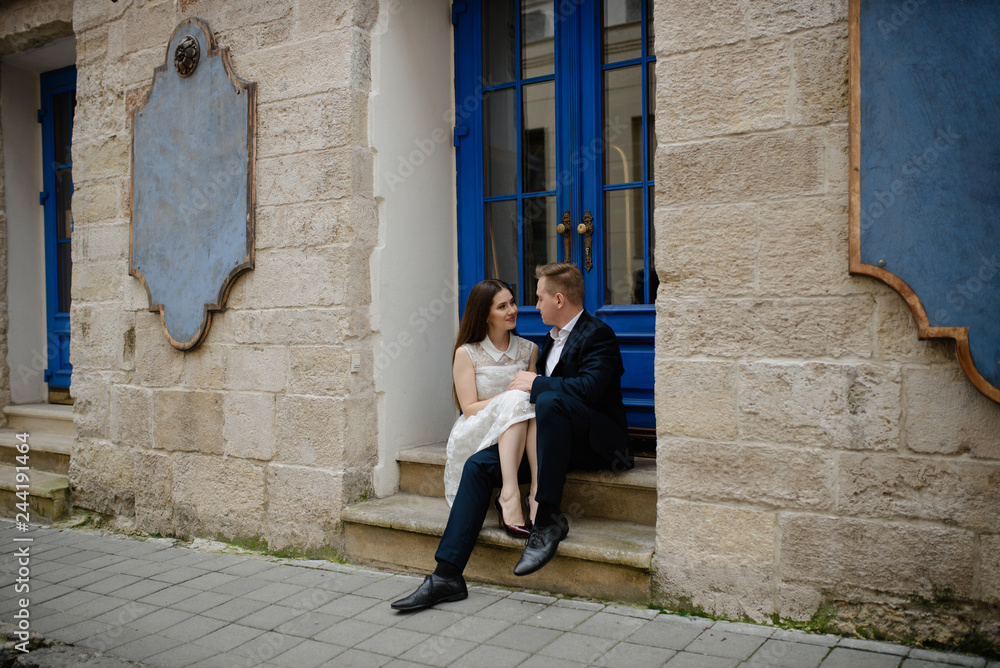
[454,1,657,431]
[40,66,76,390]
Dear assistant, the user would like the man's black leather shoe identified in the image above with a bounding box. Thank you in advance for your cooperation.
[513,519,569,576]
[391,573,468,611]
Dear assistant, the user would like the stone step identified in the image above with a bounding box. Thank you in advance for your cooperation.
[4,403,75,437]
[341,493,654,603]
[398,443,657,526]
[0,464,71,522]
[0,430,73,475]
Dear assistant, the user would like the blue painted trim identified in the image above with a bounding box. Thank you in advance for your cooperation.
[40,66,76,390]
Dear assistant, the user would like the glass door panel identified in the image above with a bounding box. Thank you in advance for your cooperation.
[522,196,558,305]
[485,89,517,196]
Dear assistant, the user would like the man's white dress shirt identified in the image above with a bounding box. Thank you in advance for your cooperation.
[544,309,583,377]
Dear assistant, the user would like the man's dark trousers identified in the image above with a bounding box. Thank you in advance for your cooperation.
[434,309,630,572]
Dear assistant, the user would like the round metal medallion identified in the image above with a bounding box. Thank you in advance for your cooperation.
[174,36,200,77]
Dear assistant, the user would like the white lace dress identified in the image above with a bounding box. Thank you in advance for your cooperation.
[443,335,537,507]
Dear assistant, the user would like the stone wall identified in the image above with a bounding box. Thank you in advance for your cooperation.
[651,0,1000,646]
[69,0,379,549]
[0,85,8,426]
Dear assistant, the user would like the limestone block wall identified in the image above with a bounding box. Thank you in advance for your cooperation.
[69,0,379,549]
[651,0,1000,645]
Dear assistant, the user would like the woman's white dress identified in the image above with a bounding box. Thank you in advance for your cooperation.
[443,335,537,507]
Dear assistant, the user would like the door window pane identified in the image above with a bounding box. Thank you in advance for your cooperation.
[486,200,520,297]
[603,0,642,64]
[485,89,517,196]
[646,0,654,55]
[53,90,75,165]
[523,81,556,193]
[522,196,557,305]
[647,61,656,180]
[522,0,555,79]
[604,65,642,185]
[604,188,645,304]
[484,0,516,85]
[648,185,659,301]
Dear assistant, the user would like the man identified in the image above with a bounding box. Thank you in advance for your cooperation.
[392,262,631,611]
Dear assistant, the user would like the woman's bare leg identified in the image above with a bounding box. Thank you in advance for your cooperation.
[497,421,528,527]
[525,418,538,523]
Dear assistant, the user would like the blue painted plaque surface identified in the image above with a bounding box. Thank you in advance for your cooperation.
[131,19,255,349]
[858,1,1000,397]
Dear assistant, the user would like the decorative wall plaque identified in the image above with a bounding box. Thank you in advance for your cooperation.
[850,0,1000,403]
[130,18,256,350]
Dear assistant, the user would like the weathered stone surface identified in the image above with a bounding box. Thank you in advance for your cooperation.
[122,0,176,54]
[654,361,738,439]
[231,31,360,104]
[655,498,775,620]
[748,0,846,38]
[295,0,378,37]
[256,201,358,249]
[902,365,1000,459]
[71,134,129,183]
[874,287,955,364]
[109,384,152,450]
[224,345,289,391]
[223,392,276,461]
[657,40,790,141]
[231,307,367,345]
[69,439,135,517]
[265,464,343,550]
[258,89,364,157]
[70,304,134,371]
[152,389,224,454]
[123,46,163,88]
[73,260,124,303]
[791,26,848,125]
[131,313,184,387]
[656,130,825,205]
[290,346,350,395]
[756,198,856,297]
[778,582,822,622]
[656,297,876,359]
[71,182,120,227]
[177,0,293,33]
[69,371,112,440]
[172,453,265,539]
[653,205,756,298]
[652,0,747,55]
[76,222,129,263]
[216,17,294,55]
[72,0,127,32]
[661,438,835,510]
[243,248,347,308]
[780,514,975,598]
[981,534,1000,604]
[181,343,227,389]
[343,395,377,467]
[838,453,1000,532]
[274,395,346,467]
[738,362,901,450]
[133,449,173,535]
[825,124,849,195]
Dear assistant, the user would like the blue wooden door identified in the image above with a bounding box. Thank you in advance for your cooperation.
[40,67,76,390]
[455,0,657,432]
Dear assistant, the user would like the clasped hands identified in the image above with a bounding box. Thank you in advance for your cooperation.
[508,371,538,393]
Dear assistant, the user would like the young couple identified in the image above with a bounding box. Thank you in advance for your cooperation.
[392,262,632,611]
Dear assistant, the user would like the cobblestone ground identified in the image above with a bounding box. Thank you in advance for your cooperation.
[1,520,995,668]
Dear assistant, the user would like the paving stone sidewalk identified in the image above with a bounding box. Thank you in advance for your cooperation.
[1,520,995,668]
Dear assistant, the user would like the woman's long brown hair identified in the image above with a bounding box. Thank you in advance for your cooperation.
[452,279,513,409]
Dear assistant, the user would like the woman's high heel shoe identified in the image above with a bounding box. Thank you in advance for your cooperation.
[494,495,530,538]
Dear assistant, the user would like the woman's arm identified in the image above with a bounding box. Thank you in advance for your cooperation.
[527,341,539,374]
[454,347,493,416]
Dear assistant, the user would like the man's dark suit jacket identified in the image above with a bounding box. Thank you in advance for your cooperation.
[529,309,632,470]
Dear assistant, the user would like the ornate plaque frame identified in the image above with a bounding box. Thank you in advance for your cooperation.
[129,18,256,350]
[849,0,1000,403]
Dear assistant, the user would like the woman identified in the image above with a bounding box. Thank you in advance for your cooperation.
[444,279,539,537]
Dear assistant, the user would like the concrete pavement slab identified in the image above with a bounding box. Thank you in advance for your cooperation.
[685,629,768,661]
[314,617,384,647]
[485,622,562,653]
[400,634,477,666]
[744,638,831,667]
[142,642,222,668]
[907,648,987,666]
[270,638,346,668]
[596,640,678,667]
[820,647,909,667]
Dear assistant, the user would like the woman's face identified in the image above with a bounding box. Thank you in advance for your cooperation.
[486,288,517,335]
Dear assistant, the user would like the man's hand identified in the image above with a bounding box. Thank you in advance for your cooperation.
[509,371,538,393]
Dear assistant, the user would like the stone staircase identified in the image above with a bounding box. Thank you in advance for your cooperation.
[342,443,657,602]
[0,404,74,522]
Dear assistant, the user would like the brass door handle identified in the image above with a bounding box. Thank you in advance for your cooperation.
[556,210,572,261]
[577,210,594,271]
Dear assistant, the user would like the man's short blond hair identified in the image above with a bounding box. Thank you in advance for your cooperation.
[536,262,584,305]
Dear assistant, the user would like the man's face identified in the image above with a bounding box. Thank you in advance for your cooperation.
[535,277,558,326]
